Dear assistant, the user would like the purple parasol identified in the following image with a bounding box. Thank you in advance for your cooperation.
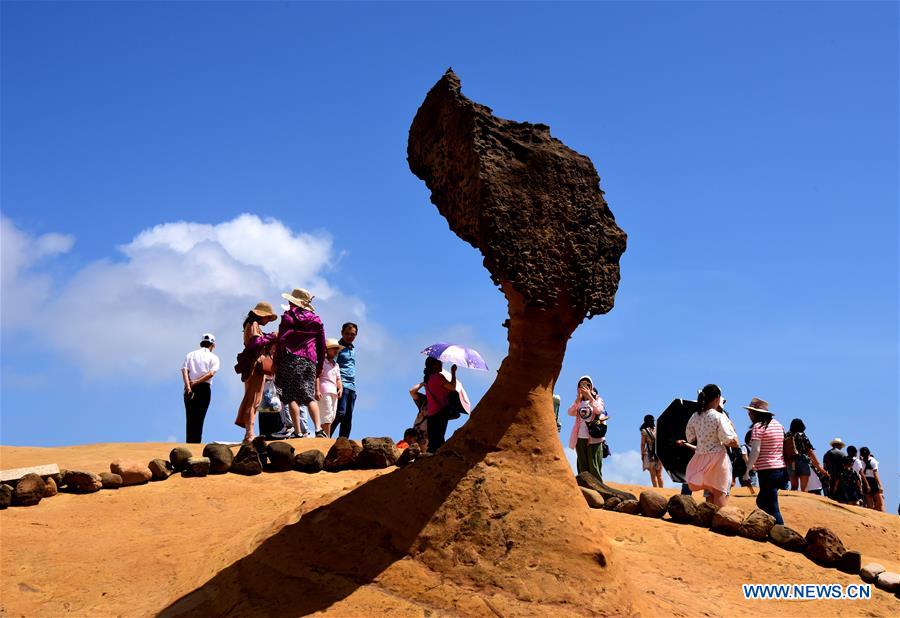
[421,342,489,371]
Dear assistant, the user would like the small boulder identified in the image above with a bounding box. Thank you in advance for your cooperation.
[0,484,12,509]
[837,550,862,575]
[64,470,103,493]
[639,490,667,518]
[148,459,174,481]
[804,526,845,566]
[615,499,641,515]
[294,450,325,473]
[875,571,900,593]
[397,443,422,467]
[324,437,363,472]
[266,442,296,472]
[692,501,720,527]
[769,524,806,552]
[575,472,637,503]
[13,473,45,506]
[231,444,263,476]
[739,508,776,541]
[99,472,123,489]
[252,436,269,465]
[357,437,400,469]
[110,460,152,486]
[169,447,193,472]
[203,444,234,474]
[602,496,622,511]
[42,477,58,498]
[580,487,605,509]
[711,505,743,535]
[667,494,698,524]
[182,456,211,477]
[860,563,886,583]
[48,472,64,488]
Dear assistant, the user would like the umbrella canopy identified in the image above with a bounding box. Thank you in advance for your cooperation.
[655,398,699,484]
[421,342,488,371]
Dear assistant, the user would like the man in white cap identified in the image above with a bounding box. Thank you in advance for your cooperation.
[822,438,846,497]
[181,333,220,443]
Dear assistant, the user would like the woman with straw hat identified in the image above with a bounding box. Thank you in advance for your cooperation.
[274,288,327,438]
[745,397,788,525]
[233,302,278,443]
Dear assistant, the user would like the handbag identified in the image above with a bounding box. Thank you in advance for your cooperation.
[602,442,611,459]
[426,382,466,421]
[586,418,607,439]
[256,354,275,376]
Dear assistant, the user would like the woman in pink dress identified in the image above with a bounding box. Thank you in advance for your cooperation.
[682,384,739,507]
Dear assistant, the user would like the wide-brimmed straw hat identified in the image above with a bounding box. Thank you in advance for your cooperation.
[830,437,845,448]
[325,338,344,351]
[281,288,315,312]
[743,397,773,415]
[250,301,276,318]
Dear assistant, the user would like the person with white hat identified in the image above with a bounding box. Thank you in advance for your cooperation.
[181,333,220,443]
[274,288,327,438]
[317,338,344,437]
[822,437,847,496]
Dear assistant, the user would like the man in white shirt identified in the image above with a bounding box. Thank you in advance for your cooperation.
[181,333,220,443]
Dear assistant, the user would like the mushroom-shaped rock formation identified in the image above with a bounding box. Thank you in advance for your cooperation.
[163,70,634,617]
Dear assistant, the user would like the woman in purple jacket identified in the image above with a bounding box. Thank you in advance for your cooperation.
[275,289,327,438]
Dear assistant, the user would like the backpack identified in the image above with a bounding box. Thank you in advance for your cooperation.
[729,447,747,478]
[783,433,798,462]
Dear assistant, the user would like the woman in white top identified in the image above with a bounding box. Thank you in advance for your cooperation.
[680,384,739,507]
[859,447,884,511]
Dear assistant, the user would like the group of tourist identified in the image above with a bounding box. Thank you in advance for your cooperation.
[181,288,473,453]
[180,289,358,445]
[627,385,887,525]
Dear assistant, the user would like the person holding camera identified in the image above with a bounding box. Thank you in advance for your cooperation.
[567,375,608,482]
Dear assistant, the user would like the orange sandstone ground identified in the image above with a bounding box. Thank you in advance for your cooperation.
[1,441,897,617]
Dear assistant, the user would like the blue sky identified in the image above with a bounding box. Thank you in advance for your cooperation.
[1,2,897,506]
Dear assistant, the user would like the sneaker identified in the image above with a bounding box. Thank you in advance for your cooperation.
[290,432,303,439]
[315,430,327,438]
[271,427,293,439]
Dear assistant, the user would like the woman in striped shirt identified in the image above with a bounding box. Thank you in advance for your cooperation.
[745,397,788,525]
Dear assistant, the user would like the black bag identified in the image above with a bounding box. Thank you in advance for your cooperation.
[426,383,467,421]
[728,446,747,478]
[601,442,611,459]
[587,418,607,439]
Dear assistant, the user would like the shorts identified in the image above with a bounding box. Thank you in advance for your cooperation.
[793,457,811,478]
[318,393,338,425]
[865,476,881,494]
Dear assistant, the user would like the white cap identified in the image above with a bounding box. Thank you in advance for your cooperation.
[201,333,216,345]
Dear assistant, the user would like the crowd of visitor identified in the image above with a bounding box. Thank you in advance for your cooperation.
[180,295,887,518]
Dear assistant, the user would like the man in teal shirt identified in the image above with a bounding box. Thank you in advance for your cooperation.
[332,322,357,438]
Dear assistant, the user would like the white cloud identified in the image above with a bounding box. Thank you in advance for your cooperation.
[1,214,383,386]
[1,215,75,328]
[565,447,664,487]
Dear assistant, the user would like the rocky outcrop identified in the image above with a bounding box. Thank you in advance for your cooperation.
[769,524,806,552]
[804,526,845,566]
[13,473,45,506]
[63,470,103,493]
[0,484,11,509]
[110,460,152,486]
[266,443,295,472]
[638,490,667,518]
[169,448,193,472]
[615,500,641,515]
[99,472,123,489]
[666,494,698,523]
[42,477,58,498]
[875,571,900,593]
[396,443,423,467]
[860,563,886,583]
[203,444,234,474]
[837,550,862,575]
[148,459,174,481]
[692,502,719,527]
[294,450,325,473]
[183,457,211,477]
[575,472,636,503]
[231,445,263,476]
[357,438,400,469]
[711,506,743,534]
[323,438,362,472]
[580,487,604,509]
[739,509,775,541]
